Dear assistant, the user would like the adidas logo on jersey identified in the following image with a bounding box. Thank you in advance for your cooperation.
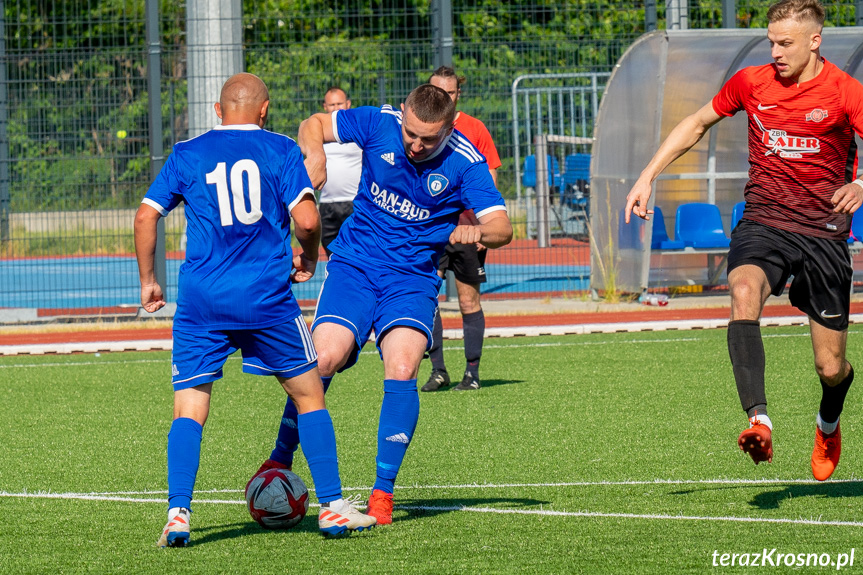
[385,432,410,444]
[380,152,395,165]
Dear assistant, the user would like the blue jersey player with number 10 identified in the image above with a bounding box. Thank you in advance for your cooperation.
[134,73,375,547]
[250,83,513,525]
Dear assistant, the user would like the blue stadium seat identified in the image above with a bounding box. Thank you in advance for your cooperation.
[522,155,562,189]
[561,153,590,209]
[848,209,863,243]
[562,153,590,187]
[675,203,731,249]
[522,155,537,187]
[651,205,685,250]
[731,201,745,230]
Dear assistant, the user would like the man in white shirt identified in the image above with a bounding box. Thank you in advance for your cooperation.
[319,87,363,255]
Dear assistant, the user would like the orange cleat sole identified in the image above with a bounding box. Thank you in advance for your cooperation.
[738,424,773,464]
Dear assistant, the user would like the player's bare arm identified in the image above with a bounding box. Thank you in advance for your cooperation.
[625,101,724,223]
[298,112,337,190]
[289,195,321,283]
[450,210,512,249]
[478,169,500,247]
[133,203,166,313]
[831,179,863,214]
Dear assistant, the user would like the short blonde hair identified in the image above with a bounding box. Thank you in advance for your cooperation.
[767,0,825,28]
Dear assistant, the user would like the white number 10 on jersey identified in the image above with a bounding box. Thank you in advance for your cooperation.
[206,160,263,226]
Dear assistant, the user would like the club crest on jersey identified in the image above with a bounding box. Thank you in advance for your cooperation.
[805,108,828,122]
[427,174,449,196]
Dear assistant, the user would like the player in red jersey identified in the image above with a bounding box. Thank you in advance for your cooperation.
[626,0,863,479]
[422,66,503,392]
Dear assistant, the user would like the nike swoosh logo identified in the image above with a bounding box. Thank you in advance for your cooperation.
[820,310,842,319]
[757,104,777,110]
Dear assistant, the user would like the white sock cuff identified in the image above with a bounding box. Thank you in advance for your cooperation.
[749,413,773,430]
[324,498,346,512]
[167,506,189,520]
[816,412,839,434]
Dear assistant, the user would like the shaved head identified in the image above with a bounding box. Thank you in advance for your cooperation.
[220,73,269,111]
[216,73,270,126]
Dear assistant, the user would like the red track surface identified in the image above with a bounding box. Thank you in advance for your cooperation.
[4,301,860,347]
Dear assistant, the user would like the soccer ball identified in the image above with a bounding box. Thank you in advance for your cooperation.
[245,468,309,529]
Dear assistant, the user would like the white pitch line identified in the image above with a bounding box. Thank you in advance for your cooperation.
[0,338,690,368]
[372,478,863,489]
[0,339,174,356]
[402,505,863,528]
[4,487,862,529]
[0,312,847,357]
[3,315,863,357]
[1,492,168,504]
[0,338,701,368]
[6,477,863,500]
[1,328,848,369]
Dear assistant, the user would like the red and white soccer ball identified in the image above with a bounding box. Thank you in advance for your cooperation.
[245,468,309,529]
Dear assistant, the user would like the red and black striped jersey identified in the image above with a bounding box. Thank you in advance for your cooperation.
[712,59,863,240]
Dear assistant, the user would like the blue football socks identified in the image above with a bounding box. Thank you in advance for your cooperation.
[166,417,203,511]
[270,399,300,466]
[298,409,342,503]
[269,376,332,467]
[373,379,420,494]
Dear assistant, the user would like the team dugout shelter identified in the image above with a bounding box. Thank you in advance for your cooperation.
[590,28,863,296]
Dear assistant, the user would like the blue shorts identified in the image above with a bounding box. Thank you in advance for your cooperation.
[171,316,317,390]
[311,256,440,371]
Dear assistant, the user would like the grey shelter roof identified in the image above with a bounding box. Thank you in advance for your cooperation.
[590,28,863,294]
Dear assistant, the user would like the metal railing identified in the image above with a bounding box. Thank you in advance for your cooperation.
[511,72,610,204]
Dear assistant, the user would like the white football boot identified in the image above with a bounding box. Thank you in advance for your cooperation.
[157,507,191,547]
[318,495,376,536]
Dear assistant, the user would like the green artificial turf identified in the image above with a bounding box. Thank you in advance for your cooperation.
[1,326,861,573]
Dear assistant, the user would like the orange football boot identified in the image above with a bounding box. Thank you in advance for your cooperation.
[738,417,773,464]
[367,489,394,525]
[811,422,841,481]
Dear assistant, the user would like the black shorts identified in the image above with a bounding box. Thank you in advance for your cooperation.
[437,242,488,284]
[728,220,852,331]
[320,201,354,254]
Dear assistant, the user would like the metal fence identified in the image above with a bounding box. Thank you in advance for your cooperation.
[1,1,862,321]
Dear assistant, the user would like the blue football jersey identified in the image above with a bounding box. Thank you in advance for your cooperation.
[329,105,506,277]
[143,124,314,331]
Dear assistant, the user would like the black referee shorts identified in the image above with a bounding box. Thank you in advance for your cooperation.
[320,201,354,254]
[437,242,488,284]
[728,219,852,331]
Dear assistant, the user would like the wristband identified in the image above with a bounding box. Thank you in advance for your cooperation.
[854,178,863,189]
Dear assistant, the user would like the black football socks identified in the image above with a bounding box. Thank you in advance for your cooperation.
[819,364,854,427]
[728,319,767,418]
